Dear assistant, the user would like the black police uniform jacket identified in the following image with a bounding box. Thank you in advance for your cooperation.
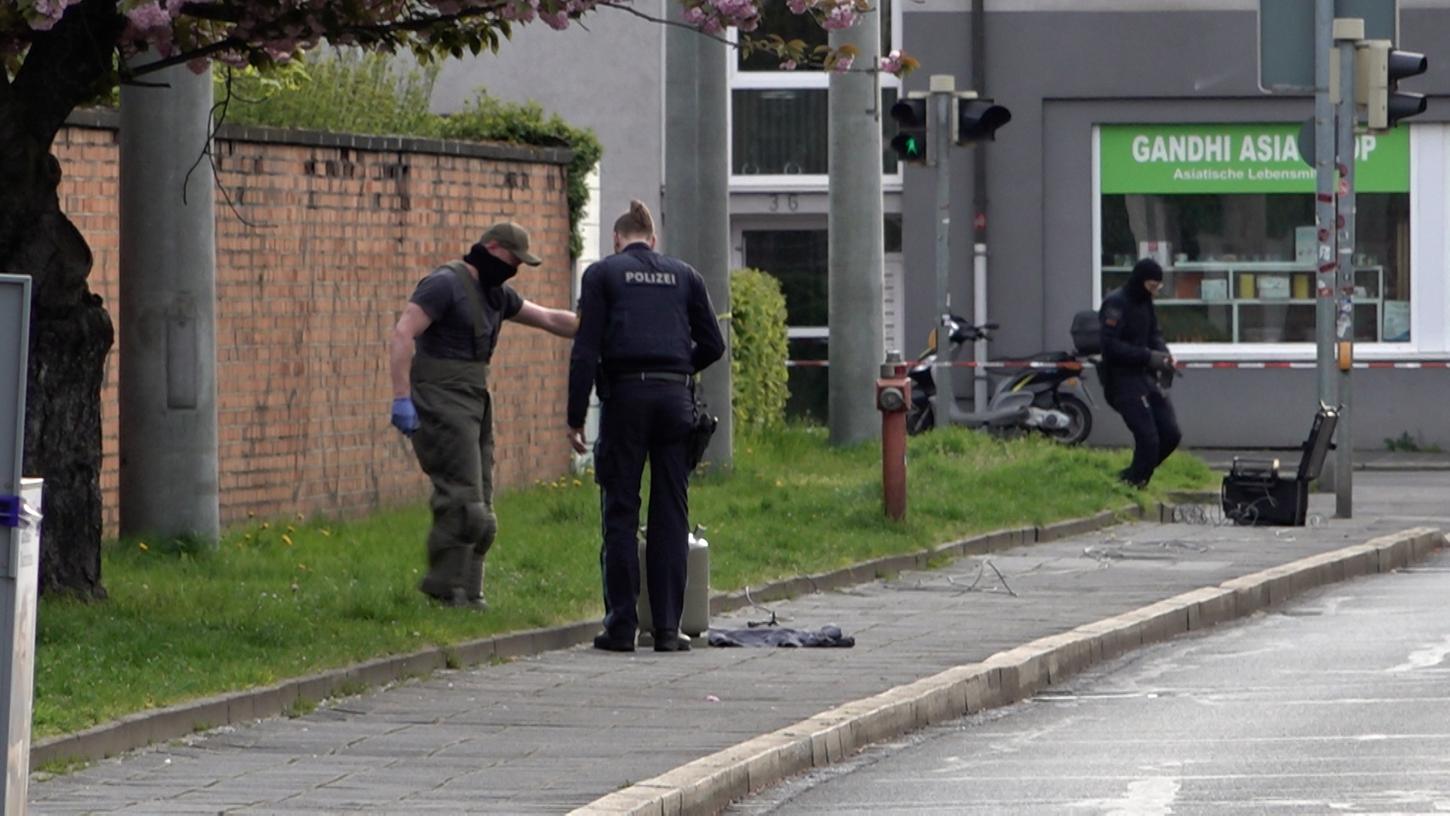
[567,243,725,428]
[1098,276,1167,401]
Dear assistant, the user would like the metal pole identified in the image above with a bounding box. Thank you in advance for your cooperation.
[930,75,955,425]
[971,0,987,248]
[827,10,886,445]
[973,243,989,409]
[1334,20,1362,518]
[1313,0,1339,492]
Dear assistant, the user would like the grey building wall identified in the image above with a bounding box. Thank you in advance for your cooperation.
[430,2,668,262]
[904,4,1450,448]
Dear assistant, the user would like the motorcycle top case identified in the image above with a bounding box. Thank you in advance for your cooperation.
[1070,309,1101,356]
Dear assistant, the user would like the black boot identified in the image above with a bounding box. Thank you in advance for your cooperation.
[653,630,691,653]
[593,631,636,652]
[464,554,488,611]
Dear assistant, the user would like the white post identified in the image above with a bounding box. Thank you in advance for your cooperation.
[973,243,989,409]
[0,274,36,811]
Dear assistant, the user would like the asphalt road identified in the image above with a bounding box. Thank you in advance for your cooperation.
[733,547,1450,815]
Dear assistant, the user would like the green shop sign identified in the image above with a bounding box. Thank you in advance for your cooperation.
[1100,123,1408,194]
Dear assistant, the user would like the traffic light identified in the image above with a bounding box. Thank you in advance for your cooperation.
[1357,40,1428,130]
[889,95,929,164]
[955,97,1011,144]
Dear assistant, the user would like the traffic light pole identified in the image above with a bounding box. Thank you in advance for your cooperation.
[1313,0,1338,493]
[1334,19,1362,518]
[931,74,954,425]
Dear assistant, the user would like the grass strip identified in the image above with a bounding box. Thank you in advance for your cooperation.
[33,425,1214,737]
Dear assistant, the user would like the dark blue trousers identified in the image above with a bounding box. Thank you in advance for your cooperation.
[1111,378,1182,486]
[594,379,694,638]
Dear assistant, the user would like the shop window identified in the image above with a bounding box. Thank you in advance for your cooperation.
[1099,123,1411,344]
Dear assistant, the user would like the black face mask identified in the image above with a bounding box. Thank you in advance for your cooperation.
[464,243,518,288]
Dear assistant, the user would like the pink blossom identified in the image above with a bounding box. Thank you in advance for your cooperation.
[831,54,854,73]
[778,59,798,70]
[879,50,902,75]
[125,1,172,32]
[540,10,570,29]
[786,0,811,13]
[682,5,707,25]
[821,4,857,30]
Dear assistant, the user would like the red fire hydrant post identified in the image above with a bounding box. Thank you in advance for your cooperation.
[875,351,910,521]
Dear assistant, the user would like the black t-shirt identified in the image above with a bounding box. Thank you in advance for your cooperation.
[410,264,524,362]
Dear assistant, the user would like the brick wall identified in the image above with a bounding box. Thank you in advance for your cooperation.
[53,118,576,536]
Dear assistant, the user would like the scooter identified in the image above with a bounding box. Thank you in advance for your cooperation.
[905,316,1096,445]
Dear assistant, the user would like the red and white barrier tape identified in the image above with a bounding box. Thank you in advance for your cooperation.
[785,359,1450,370]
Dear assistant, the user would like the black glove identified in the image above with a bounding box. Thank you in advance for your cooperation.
[1148,350,1174,373]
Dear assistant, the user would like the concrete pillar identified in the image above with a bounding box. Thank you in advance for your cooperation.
[664,13,733,468]
[118,61,220,544]
[828,16,886,445]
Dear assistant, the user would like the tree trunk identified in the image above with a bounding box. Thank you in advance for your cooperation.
[0,0,127,599]
[1,125,114,601]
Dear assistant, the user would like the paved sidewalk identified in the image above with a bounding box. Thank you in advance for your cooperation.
[1192,447,1450,472]
[30,472,1450,814]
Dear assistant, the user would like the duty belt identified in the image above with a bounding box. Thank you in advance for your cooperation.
[612,371,691,385]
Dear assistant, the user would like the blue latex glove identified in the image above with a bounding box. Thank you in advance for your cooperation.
[391,396,419,436]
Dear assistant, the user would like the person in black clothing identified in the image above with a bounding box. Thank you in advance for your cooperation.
[1099,258,1182,488]
[567,200,725,653]
[389,222,577,609]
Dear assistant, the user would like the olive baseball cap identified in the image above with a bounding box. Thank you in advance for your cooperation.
[479,221,542,266]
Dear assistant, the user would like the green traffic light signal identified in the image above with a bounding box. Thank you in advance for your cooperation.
[895,133,923,159]
[889,97,929,164]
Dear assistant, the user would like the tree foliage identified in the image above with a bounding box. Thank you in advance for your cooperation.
[2,0,902,86]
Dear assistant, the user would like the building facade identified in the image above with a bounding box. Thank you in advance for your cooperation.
[901,0,1450,448]
[434,0,1450,448]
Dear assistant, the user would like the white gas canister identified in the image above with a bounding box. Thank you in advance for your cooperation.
[635,527,711,643]
[681,531,710,637]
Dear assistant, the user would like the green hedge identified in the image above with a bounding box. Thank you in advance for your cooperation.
[215,51,601,259]
[730,268,789,430]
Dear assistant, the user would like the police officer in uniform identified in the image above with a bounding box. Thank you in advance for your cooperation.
[1099,257,1182,488]
[390,222,578,608]
[567,200,725,653]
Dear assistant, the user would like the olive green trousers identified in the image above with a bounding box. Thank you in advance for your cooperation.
[410,354,496,601]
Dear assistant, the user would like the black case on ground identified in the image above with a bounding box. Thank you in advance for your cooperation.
[1221,405,1338,526]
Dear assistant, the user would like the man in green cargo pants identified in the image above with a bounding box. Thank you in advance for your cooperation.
[388,222,578,608]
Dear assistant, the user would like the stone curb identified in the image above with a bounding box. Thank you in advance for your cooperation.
[27,494,1204,771]
[570,526,1446,816]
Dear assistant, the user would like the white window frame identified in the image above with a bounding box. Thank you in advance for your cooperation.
[727,0,904,191]
[1091,123,1450,361]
